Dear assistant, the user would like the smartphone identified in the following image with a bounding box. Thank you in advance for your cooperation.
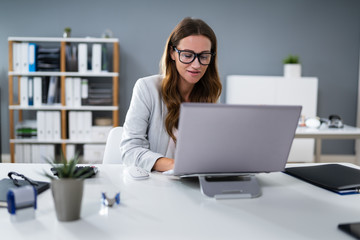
[338,222,360,239]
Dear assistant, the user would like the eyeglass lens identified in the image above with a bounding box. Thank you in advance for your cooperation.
[179,52,212,65]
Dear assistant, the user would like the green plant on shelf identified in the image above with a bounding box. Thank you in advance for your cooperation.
[283,55,300,64]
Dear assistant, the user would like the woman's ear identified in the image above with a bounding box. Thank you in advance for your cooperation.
[170,47,176,61]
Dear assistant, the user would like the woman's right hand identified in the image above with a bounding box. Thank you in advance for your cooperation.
[152,157,174,172]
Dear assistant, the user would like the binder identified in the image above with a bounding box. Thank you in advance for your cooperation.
[31,144,40,163]
[285,164,360,195]
[81,78,89,105]
[53,111,61,140]
[47,76,58,104]
[28,77,34,106]
[45,111,53,140]
[20,77,28,107]
[83,111,92,140]
[78,43,88,72]
[66,144,76,161]
[65,77,73,106]
[15,144,24,163]
[28,43,37,72]
[12,43,21,72]
[20,42,29,73]
[37,111,46,140]
[92,44,101,72]
[68,111,77,140]
[73,77,81,107]
[33,77,42,106]
[76,111,84,140]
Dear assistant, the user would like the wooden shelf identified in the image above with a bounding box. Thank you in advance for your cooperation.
[9,105,118,111]
[10,139,107,144]
[8,36,118,43]
[8,37,119,163]
[9,71,118,77]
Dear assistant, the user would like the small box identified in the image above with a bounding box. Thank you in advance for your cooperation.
[83,144,106,164]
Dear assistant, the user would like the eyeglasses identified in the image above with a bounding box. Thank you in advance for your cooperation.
[173,47,215,65]
[8,171,39,187]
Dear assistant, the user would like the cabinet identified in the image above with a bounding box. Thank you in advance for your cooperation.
[226,75,318,163]
[8,37,119,163]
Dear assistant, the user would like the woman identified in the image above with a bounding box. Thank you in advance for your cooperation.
[120,17,222,172]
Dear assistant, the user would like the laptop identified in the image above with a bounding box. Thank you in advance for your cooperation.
[173,103,301,198]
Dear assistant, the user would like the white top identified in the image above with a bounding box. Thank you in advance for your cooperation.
[0,163,357,240]
[120,75,170,171]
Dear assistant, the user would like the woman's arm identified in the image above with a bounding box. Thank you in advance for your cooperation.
[153,157,174,172]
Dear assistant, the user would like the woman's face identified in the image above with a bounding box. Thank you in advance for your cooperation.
[171,35,212,88]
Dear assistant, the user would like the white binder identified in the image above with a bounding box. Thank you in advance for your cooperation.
[73,77,81,107]
[78,44,88,73]
[92,44,102,72]
[83,111,92,140]
[33,77,42,107]
[12,43,21,72]
[53,111,61,140]
[20,42,29,73]
[20,77,28,107]
[68,111,77,140]
[37,111,46,140]
[65,77,74,106]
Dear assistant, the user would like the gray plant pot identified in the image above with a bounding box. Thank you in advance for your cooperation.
[51,178,84,221]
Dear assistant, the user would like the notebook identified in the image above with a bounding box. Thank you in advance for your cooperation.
[173,103,302,177]
[284,164,360,195]
[0,179,50,207]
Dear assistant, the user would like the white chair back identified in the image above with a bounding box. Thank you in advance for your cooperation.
[102,127,123,164]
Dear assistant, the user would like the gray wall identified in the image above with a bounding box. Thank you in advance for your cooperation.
[1,0,360,155]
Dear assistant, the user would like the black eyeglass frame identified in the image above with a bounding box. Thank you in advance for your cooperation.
[8,171,39,187]
[173,46,215,65]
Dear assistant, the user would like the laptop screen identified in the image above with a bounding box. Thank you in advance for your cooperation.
[173,103,301,176]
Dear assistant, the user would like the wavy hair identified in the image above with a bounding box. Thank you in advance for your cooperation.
[160,17,222,142]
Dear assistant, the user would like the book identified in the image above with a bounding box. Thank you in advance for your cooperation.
[284,164,360,195]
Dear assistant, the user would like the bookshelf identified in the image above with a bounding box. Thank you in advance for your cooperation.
[8,37,119,163]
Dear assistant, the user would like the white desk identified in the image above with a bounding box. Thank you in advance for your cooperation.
[295,125,360,163]
[0,163,359,240]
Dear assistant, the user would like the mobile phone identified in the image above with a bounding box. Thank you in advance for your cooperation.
[338,222,360,239]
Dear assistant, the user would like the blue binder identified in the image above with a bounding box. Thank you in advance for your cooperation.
[28,43,37,72]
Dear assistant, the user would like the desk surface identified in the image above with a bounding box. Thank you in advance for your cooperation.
[0,163,359,240]
[295,124,360,138]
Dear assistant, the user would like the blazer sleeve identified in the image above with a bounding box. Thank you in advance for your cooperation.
[120,77,164,171]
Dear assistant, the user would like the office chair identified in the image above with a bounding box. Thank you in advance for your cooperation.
[102,126,123,164]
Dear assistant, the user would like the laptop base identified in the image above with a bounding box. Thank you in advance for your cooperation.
[198,175,261,199]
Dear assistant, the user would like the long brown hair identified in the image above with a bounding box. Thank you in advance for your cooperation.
[160,17,222,141]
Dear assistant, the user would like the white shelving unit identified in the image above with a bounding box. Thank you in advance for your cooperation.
[8,36,119,163]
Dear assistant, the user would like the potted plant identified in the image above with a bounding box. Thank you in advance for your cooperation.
[45,153,92,222]
[283,54,301,78]
[63,27,71,38]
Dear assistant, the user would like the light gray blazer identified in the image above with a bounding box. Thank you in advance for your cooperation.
[120,75,170,171]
